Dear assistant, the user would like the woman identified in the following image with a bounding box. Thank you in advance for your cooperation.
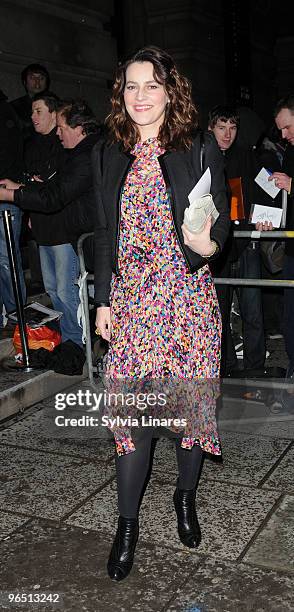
[93,46,230,581]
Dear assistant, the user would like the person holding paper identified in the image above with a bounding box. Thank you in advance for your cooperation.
[256,95,294,375]
[93,46,230,581]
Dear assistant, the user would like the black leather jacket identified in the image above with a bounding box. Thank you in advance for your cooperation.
[93,132,230,306]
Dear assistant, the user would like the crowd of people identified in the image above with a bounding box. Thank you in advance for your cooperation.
[1,59,293,372]
[0,64,101,347]
[1,48,294,580]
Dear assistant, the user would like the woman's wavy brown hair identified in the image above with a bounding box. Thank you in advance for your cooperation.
[105,46,199,151]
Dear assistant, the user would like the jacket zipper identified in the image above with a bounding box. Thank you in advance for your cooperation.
[158,155,192,271]
[115,156,135,274]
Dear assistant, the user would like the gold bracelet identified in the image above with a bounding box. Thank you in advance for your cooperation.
[203,240,219,258]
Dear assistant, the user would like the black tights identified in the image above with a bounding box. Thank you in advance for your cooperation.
[115,427,204,518]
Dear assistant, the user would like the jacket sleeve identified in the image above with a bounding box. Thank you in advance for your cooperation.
[14,153,91,213]
[92,142,112,306]
[204,132,231,253]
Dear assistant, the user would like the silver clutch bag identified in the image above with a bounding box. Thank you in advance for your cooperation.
[183,193,219,234]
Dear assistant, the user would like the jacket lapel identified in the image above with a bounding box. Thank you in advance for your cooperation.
[103,145,135,224]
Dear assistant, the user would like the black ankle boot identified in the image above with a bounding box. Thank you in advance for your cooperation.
[107,516,139,581]
[173,487,201,548]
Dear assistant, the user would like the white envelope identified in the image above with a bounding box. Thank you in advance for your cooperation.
[254,167,280,199]
[251,204,282,228]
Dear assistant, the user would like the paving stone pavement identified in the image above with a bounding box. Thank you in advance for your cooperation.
[0,316,293,611]
[0,367,293,612]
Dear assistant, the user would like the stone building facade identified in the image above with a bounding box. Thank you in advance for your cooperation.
[0,0,293,126]
[0,0,117,120]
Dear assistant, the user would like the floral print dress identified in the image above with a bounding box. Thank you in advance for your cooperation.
[104,138,222,456]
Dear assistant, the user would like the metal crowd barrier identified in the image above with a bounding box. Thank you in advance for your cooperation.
[77,232,95,383]
[214,230,294,288]
[77,229,294,386]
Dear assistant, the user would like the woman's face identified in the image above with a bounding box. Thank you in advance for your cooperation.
[123,61,169,140]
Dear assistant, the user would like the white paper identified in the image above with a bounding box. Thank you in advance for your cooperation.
[188,167,211,204]
[8,301,63,328]
[254,167,280,199]
[184,194,219,233]
[251,204,282,228]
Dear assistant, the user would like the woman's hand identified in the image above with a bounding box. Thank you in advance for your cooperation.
[95,306,111,342]
[255,221,273,231]
[182,216,216,256]
[268,172,291,192]
[0,178,22,190]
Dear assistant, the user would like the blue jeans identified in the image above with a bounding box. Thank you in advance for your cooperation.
[0,206,26,327]
[39,244,82,346]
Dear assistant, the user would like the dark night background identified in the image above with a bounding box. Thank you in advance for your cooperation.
[1,0,294,134]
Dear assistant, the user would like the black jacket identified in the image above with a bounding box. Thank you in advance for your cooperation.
[93,132,230,306]
[224,142,259,221]
[11,94,34,142]
[225,142,261,261]
[24,127,68,245]
[283,144,294,257]
[221,141,260,263]
[0,90,23,181]
[15,132,100,246]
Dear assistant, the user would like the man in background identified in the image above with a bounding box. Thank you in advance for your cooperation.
[11,63,50,141]
[208,105,266,375]
[257,95,294,375]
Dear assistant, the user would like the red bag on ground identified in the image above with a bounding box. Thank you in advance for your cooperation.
[13,324,62,353]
